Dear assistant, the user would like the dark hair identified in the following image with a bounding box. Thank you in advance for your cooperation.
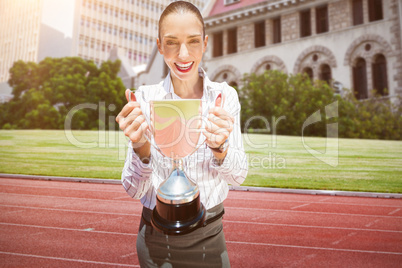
[158,1,205,40]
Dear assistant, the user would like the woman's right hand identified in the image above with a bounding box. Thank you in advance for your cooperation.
[116,90,150,158]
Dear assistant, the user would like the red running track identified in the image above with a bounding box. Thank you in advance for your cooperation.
[0,177,401,267]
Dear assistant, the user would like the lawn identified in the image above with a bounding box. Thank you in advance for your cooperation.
[0,130,401,193]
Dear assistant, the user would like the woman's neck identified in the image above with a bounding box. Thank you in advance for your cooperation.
[170,73,203,99]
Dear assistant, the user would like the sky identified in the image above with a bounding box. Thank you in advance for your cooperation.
[41,0,75,38]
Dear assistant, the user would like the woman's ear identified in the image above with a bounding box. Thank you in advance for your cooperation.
[203,35,208,53]
[157,38,163,54]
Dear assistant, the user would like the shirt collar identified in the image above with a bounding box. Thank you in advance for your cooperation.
[161,67,214,101]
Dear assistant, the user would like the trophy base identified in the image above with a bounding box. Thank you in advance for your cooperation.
[151,195,206,235]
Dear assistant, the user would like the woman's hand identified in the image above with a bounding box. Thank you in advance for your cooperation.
[203,94,234,158]
[116,89,151,162]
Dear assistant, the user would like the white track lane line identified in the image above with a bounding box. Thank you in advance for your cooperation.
[0,222,137,236]
[223,220,402,233]
[0,204,140,217]
[226,196,402,208]
[0,251,139,267]
[388,208,401,215]
[2,207,400,234]
[2,192,400,213]
[3,223,400,257]
[2,183,401,208]
[1,203,401,220]
[0,192,134,204]
[0,182,122,193]
[226,240,402,255]
[225,206,402,218]
[290,203,311,210]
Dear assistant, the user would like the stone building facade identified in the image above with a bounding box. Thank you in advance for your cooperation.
[204,0,402,101]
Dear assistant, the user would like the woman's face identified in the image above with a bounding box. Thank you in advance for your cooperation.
[157,12,208,81]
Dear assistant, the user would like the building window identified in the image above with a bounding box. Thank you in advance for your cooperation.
[254,21,266,48]
[303,67,314,81]
[353,58,368,99]
[372,54,388,96]
[273,17,281,44]
[368,0,383,22]
[300,9,311,37]
[319,64,332,85]
[229,81,238,88]
[213,32,223,57]
[316,5,328,34]
[352,0,364,25]
[227,28,237,54]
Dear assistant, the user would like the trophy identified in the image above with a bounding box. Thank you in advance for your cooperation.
[133,91,220,235]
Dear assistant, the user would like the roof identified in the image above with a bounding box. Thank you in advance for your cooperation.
[132,64,147,75]
[208,0,268,17]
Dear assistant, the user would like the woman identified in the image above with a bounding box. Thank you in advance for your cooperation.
[116,1,248,267]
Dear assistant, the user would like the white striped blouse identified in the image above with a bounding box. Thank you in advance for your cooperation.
[121,68,248,210]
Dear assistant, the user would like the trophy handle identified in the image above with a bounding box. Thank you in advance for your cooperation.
[129,90,166,157]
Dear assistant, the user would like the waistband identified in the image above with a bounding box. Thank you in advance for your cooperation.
[141,203,225,228]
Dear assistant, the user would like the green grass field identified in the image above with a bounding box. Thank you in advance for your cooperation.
[0,130,401,193]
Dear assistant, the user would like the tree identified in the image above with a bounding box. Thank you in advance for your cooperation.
[240,70,401,140]
[240,70,337,137]
[0,57,126,130]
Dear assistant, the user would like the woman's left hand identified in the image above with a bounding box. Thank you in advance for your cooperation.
[203,94,234,151]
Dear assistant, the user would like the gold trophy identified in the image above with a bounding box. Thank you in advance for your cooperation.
[133,91,220,235]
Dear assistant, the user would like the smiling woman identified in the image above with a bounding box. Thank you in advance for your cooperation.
[157,11,208,98]
[115,1,248,267]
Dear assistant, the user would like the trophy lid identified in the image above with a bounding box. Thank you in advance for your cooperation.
[157,168,199,204]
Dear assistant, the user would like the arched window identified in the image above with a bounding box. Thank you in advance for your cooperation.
[353,58,368,99]
[303,67,313,81]
[372,54,388,96]
[319,64,332,85]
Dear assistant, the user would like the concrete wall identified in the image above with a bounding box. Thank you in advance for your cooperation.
[38,24,73,62]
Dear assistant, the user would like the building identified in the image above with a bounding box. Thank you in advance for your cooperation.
[203,0,402,101]
[0,0,44,102]
[0,0,207,101]
[74,0,205,67]
[75,0,207,87]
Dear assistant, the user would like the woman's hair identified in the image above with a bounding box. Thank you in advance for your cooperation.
[158,1,205,40]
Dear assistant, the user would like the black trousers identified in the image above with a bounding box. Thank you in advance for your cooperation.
[136,203,230,268]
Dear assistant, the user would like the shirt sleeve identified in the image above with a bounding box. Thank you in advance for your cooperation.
[121,140,153,199]
[210,84,248,186]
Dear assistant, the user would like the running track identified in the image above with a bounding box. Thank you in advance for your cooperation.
[0,177,401,267]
